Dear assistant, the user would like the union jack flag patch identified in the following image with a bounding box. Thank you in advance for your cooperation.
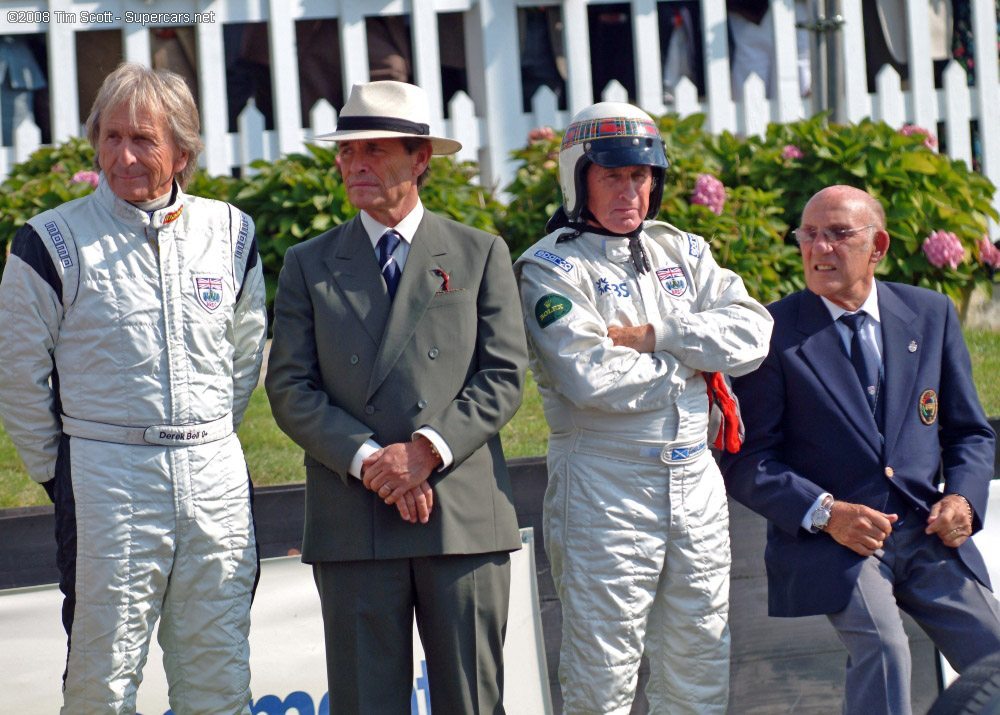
[656,266,687,297]
[193,275,224,312]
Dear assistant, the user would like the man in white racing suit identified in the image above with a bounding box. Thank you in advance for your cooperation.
[514,102,772,714]
[0,64,266,714]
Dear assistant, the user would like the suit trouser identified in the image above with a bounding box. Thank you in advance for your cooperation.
[313,551,511,714]
[544,431,731,715]
[828,514,1000,715]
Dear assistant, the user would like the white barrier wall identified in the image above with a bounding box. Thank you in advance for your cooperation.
[0,529,551,715]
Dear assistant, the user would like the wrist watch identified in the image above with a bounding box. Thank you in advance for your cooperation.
[811,494,834,532]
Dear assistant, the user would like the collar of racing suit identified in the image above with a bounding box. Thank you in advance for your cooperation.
[549,206,651,274]
[95,174,185,230]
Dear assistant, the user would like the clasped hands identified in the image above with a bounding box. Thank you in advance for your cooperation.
[825,494,973,557]
[361,436,441,524]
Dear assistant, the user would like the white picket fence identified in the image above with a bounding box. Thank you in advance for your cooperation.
[1,0,999,203]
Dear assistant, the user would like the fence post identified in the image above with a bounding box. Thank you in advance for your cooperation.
[237,99,266,177]
[410,3,445,131]
[631,0,664,115]
[466,0,521,190]
[339,4,370,92]
[941,61,972,166]
[903,2,936,132]
[771,0,804,122]
[268,0,304,158]
[197,19,230,176]
[562,1,594,114]
[700,0,736,133]
[971,0,1000,237]
[46,14,79,142]
[838,0,869,123]
[13,117,42,164]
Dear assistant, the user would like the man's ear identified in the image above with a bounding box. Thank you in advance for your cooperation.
[871,229,890,262]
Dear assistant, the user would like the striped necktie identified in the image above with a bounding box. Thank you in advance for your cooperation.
[378,230,402,300]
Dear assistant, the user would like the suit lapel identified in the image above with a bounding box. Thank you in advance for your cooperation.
[366,213,450,398]
[324,217,391,344]
[877,282,921,458]
[796,290,882,458]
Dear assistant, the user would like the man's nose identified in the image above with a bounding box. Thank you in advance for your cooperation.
[118,141,137,164]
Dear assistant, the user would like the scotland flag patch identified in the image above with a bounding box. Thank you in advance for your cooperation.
[193,275,224,312]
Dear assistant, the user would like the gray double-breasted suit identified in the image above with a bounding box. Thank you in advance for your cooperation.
[266,208,528,711]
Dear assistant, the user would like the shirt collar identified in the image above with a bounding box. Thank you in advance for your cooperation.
[359,199,424,250]
[821,281,881,324]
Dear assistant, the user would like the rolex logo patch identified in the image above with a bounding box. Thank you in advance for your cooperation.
[193,275,224,313]
[535,294,572,329]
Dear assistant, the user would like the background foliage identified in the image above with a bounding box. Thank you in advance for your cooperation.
[0,115,996,313]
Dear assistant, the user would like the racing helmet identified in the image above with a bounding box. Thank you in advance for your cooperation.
[558,102,668,223]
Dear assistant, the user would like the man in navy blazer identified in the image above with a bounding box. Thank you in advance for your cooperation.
[722,185,1000,714]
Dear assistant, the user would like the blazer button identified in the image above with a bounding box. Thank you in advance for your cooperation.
[428,347,439,359]
[884,466,894,478]
[365,405,375,415]
[350,355,359,365]
[417,399,428,409]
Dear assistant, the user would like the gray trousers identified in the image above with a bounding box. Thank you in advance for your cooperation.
[828,515,1000,715]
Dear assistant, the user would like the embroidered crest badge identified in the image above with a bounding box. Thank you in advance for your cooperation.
[918,389,938,425]
[193,275,224,313]
[656,266,687,297]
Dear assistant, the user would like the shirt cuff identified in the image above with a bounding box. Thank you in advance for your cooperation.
[802,492,833,532]
[413,427,453,470]
[349,439,382,479]
[653,314,683,353]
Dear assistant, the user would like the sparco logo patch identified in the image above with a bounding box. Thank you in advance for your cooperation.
[534,249,573,272]
[656,266,688,297]
[44,221,73,268]
[193,275,224,312]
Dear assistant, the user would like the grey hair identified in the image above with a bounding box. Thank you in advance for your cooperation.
[85,62,203,187]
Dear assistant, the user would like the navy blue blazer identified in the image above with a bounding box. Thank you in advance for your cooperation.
[721,281,996,617]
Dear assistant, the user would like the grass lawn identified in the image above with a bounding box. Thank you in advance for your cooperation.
[2,330,997,509]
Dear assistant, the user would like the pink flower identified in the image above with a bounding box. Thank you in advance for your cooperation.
[977,236,1000,269]
[691,174,726,215]
[922,230,966,269]
[781,144,804,160]
[71,170,100,188]
[899,124,938,151]
[528,126,556,143]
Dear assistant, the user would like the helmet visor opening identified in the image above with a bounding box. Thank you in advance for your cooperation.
[586,136,668,170]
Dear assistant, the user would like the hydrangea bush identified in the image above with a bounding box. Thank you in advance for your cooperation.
[1,115,997,319]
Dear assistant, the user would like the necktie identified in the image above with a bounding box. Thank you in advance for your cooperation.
[839,312,880,413]
[378,230,401,300]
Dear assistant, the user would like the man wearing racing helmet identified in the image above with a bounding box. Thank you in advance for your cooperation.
[514,102,772,714]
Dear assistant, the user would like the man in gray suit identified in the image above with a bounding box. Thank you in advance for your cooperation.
[265,80,528,713]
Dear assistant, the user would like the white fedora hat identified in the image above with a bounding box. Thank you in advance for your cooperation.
[318,80,461,155]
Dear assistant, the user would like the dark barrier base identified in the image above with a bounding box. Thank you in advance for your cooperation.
[5,443,993,713]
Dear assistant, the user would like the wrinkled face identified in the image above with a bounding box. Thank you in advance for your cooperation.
[335,138,431,225]
[799,192,889,311]
[585,164,652,234]
[98,104,187,203]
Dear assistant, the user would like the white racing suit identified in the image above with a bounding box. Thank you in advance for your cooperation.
[514,220,772,714]
[0,176,267,714]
